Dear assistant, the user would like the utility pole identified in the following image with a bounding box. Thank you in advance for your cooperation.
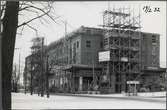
[92,56,95,90]
[108,60,110,91]
[0,2,2,107]
[18,53,21,92]
[64,20,68,63]
[46,55,49,98]
[24,60,27,94]
[30,56,33,95]
[41,37,44,97]
[65,20,67,37]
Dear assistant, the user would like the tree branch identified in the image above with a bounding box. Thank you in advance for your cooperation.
[19,6,32,11]
[25,23,38,37]
[19,3,59,25]
[29,4,58,24]
[17,9,50,28]
[0,2,6,20]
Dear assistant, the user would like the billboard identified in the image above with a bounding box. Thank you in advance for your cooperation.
[98,51,110,62]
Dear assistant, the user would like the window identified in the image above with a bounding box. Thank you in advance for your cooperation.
[86,29,91,34]
[77,41,79,48]
[152,46,156,55]
[104,38,108,46]
[100,41,103,48]
[152,35,156,43]
[86,40,91,48]
[73,43,76,49]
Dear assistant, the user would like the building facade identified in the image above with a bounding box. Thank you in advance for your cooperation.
[100,28,161,93]
[46,26,104,93]
[24,26,165,94]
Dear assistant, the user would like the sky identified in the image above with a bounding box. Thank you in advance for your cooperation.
[13,1,166,84]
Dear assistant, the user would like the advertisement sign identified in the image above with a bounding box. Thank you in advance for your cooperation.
[127,81,140,84]
[121,57,128,62]
[147,66,158,70]
[98,51,110,62]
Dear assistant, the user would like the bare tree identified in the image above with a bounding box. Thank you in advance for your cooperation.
[0,1,59,109]
[17,1,59,35]
[1,2,19,109]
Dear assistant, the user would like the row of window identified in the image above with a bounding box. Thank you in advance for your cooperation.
[73,40,103,48]
[103,38,140,46]
[73,40,92,48]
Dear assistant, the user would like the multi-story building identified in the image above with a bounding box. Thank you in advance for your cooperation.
[24,8,166,94]
[46,26,104,93]
[100,29,164,93]
[24,38,47,94]
[24,26,165,94]
[99,9,165,93]
[44,25,165,94]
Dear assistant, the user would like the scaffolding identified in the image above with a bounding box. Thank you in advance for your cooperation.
[101,7,141,93]
[30,37,45,96]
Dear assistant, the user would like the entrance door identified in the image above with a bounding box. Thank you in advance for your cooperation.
[83,77,93,91]
[116,84,121,93]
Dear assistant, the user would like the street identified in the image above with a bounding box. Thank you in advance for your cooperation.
[12,92,166,109]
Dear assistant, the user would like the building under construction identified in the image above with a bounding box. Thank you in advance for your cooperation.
[24,8,166,94]
[99,8,162,93]
[24,37,47,95]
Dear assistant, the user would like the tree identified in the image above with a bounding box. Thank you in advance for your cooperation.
[0,1,58,109]
[1,2,19,109]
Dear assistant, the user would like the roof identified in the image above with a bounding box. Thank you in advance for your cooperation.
[45,25,160,52]
[46,26,104,51]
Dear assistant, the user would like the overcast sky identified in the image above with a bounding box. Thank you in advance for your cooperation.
[13,1,166,84]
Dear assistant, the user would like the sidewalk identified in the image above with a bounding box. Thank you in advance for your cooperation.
[12,92,166,109]
[52,91,166,103]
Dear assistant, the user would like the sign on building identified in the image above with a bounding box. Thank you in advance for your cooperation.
[121,57,128,62]
[147,66,158,70]
[98,51,110,62]
[127,81,140,84]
